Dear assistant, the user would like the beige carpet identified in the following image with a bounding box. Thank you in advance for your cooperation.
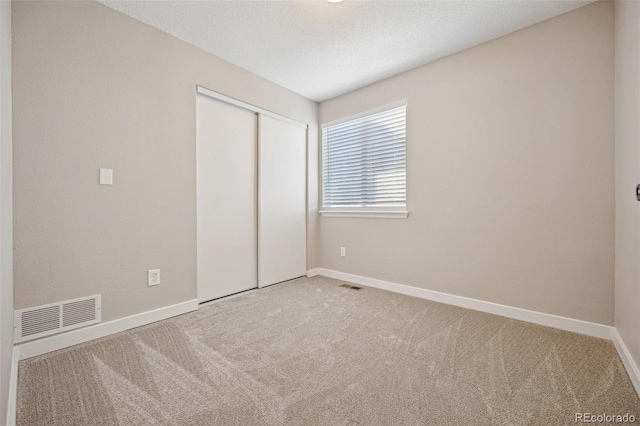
[17,276,640,425]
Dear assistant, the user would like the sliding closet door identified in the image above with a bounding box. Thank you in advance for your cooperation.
[196,93,257,302]
[259,115,307,287]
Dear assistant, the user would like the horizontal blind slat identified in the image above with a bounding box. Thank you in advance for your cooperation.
[326,107,406,132]
[324,131,405,146]
[325,121,406,141]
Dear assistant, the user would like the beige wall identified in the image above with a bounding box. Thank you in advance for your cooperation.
[12,1,318,321]
[0,0,12,422]
[318,2,614,325]
[615,0,640,367]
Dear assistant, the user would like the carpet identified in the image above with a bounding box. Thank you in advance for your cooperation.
[17,276,640,425]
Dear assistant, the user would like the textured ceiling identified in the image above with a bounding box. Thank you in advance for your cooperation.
[98,0,596,102]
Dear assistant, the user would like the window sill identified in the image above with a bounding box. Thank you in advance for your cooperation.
[319,210,409,219]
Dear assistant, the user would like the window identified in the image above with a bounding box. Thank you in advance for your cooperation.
[321,103,407,218]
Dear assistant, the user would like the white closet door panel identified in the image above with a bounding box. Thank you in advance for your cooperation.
[259,115,307,287]
[197,94,257,302]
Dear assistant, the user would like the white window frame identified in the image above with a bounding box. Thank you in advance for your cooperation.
[320,101,408,219]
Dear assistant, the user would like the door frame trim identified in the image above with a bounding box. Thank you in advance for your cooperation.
[197,86,308,130]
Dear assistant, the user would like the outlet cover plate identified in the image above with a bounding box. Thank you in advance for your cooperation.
[148,269,160,286]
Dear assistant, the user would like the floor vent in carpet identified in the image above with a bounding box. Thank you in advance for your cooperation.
[340,284,361,290]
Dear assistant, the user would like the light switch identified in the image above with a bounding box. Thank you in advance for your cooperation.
[99,168,113,185]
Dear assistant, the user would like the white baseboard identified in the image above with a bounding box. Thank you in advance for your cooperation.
[6,346,18,426]
[17,299,198,361]
[316,268,611,340]
[612,328,640,397]
[306,268,319,278]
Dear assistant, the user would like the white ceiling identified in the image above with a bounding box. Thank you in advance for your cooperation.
[98,0,596,102]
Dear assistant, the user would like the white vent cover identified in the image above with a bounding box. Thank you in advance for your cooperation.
[14,295,101,343]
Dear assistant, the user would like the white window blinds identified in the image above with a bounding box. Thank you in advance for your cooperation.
[322,105,406,210]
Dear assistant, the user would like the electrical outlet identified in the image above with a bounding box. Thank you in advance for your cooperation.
[148,269,160,286]
[340,247,346,257]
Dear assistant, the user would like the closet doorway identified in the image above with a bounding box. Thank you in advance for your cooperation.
[196,87,307,303]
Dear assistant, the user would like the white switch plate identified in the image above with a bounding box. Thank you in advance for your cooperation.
[99,168,113,185]
[340,247,346,257]
[148,269,160,286]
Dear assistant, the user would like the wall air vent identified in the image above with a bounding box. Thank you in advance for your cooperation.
[14,295,101,343]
